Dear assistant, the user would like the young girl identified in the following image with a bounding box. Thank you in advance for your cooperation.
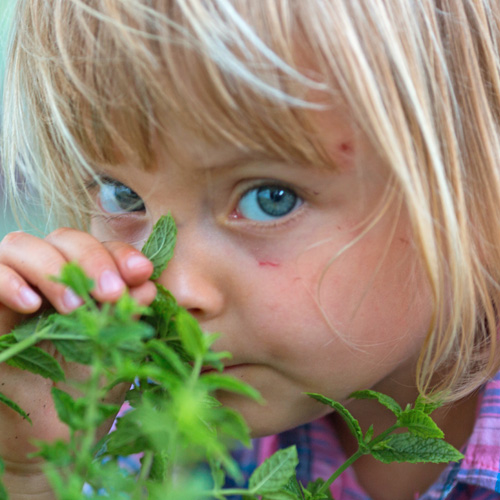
[1,1,500,498]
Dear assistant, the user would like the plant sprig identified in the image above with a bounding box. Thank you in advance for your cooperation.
[0,215,463,500]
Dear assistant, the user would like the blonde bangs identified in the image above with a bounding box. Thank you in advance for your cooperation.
[2,0,335,227]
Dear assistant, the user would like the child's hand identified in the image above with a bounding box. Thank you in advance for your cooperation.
[0,228,156,497]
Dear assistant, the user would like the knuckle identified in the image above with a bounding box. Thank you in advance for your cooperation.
[0,231,28,248]
[45,226,74,241]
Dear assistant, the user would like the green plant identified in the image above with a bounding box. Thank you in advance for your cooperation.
[0,215,463,499]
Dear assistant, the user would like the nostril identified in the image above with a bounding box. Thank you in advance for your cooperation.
[186,307,204,317]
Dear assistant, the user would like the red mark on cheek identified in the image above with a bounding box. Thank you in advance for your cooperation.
[339,141,353,154]
[258,261,280,268]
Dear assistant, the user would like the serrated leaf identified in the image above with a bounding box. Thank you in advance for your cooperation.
[146,451,168,482]
[114,292,150,322]
[209,406,251,447]
[141,214,177,280]
[5,345,65,382]
[364,424,374,443]
[350,390,402,417]
[282,475,305,499]
[105,417,149,456]
[52,339,93,364]
[200,373,262,401]
[29,439,73,466]
[414,394,443,415]
[99,322,154,347]
[307,393,363,444]
[303,478,334,499]
[52,262,94,297]
[398,409,444,439]
[147,340,190,378]
[209,458,226,490]
[371,433,464,464]
[51,388,84,429]
[176,309,205,358]
[11,312,55,341]
[0,391,32,423]
[249,446,298,494]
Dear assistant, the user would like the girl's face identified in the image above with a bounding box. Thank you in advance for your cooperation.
[91,114,432,437]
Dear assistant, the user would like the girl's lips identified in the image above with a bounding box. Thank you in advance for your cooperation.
[200,364,247,374]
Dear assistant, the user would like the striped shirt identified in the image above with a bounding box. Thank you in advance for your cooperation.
[230,371,500,499]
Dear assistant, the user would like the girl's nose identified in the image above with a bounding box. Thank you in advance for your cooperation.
[156,248,225,321]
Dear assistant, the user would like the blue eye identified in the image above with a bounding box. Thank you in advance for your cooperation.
[238,185,301,221]
[98,178,145,214]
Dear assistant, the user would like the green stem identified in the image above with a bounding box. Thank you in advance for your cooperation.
[74,356,103,479]
[317,449,365,495]
[189,356,203,386]
[317,423,400,496]
[0,328,47,364]
[206,487,257,498]
[138,450,154,483]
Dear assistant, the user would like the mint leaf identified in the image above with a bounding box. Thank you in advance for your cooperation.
[303,478,334,499]
[176,309,205,358]
[0,391,32,423]
[141,214,177,280]
[350,390,402,417]
[51,388,85,430]
[146,340,190,379]
[52,261,94,298]
[52,338,93,364]
[98,322,154,347]
[282,474,304,499]
[398,409,444,439]
[5,345,65,382]
[144,284,178,340]
[11,312,55,341]
[248,446,298,494]
[200,373,262,401]
[307,393,363,444]
[209,406,251,447]
[371,433,464,464]
[414,394,442,415]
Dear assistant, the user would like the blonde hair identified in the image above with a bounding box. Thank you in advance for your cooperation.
[2,0,500,402]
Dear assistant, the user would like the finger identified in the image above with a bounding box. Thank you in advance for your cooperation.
[128,280,158,307]
[0,231,83,314]
[45,227,128,303]
[0,264,42,313]
[101,241,153,287]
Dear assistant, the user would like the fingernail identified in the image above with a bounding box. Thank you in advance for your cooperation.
[63,288,83,311]
[98,270,125,295]
[19,286,41,308]
[126,254,151,272]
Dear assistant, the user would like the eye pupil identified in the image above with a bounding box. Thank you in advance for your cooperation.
[98,178,145,214]
[256,187,297,217]
[115,184,141,211]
